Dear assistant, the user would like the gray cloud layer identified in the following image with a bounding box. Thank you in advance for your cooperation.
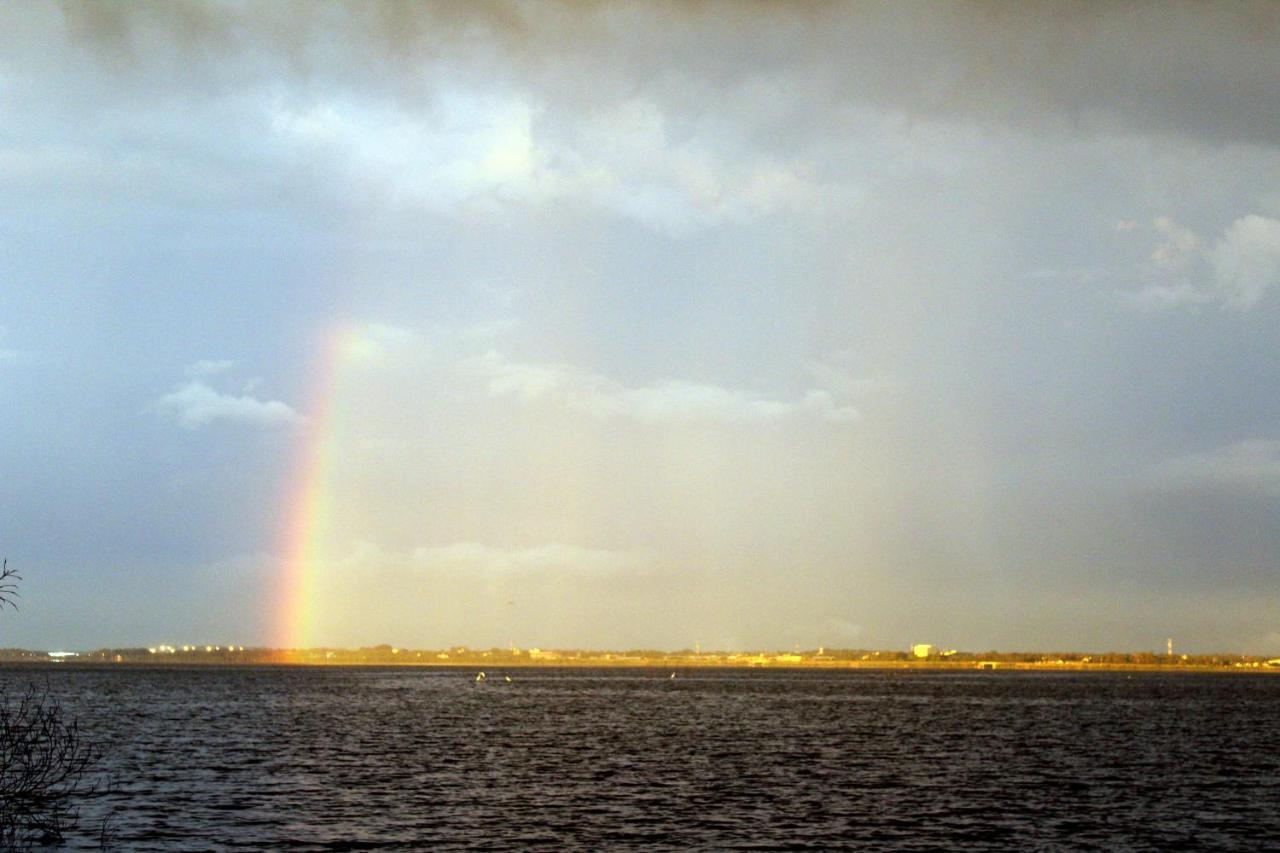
[14,2,1271,144]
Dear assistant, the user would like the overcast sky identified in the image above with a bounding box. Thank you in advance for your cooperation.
[2,1,1279,653]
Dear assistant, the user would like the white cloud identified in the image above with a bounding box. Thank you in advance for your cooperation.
[184,359,234,378]
[327,322,516,374]
[565,98,823,235]
[152,381,303,429]
[467,350,859,424]
[804,354,897,400]
[269,95,555,215]
[412,542,645,576]
[1211,215,1280,310]
[268,93,822,235]
[1126,280,1217,310]
[1126,215,1280,311]
[1150,439,1280,495]
[341,323,418,367]
[1149,216,1201,273]
[592,381,790,422]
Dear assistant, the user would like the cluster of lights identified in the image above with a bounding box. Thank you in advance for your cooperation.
[147,644,246,654]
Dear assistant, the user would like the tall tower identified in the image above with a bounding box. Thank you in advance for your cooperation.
[1167,637,1173,657]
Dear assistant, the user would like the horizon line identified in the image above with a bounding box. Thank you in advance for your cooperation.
[4,643,1277,660]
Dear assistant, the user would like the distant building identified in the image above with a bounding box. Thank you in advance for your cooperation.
[911,644,935,659]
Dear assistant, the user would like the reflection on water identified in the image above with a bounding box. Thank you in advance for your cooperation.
[2,666,1276,850]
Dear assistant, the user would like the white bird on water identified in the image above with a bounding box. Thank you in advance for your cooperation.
[476,671,486,682]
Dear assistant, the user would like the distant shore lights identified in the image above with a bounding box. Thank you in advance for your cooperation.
[276,325,373,650]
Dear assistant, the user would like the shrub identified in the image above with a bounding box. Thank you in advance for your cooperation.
[0,684,103,847]
[0,560,111,848]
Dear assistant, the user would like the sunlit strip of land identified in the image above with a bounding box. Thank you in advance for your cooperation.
[3,644,1279,671]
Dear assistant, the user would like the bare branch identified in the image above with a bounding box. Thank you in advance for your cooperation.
[0,559,20,611]
[0,684,104,847]
[0,562,113,847]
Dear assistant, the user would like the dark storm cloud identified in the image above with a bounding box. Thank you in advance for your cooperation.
[12,1,1275,147]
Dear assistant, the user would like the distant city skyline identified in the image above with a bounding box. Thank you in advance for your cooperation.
[1,2,1278,653]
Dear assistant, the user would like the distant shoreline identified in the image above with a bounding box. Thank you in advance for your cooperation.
[2,656,1277,674]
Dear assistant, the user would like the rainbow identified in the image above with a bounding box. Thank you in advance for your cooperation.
[275,325,370,650]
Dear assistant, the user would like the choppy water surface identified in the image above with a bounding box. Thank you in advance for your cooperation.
[2,666,1277,850]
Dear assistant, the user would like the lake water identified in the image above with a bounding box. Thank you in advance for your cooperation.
[2,666,1277,850]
